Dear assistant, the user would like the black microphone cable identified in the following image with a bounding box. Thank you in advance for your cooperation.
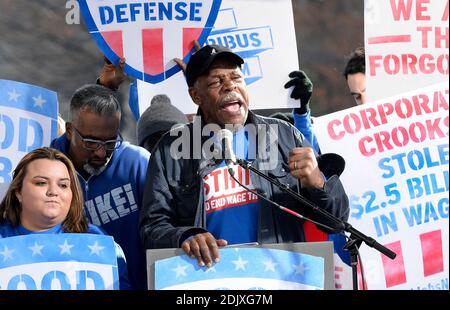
[227,165,338,234]
[357,244,367,290]
[228,162,369,290]
[230,167,368,289]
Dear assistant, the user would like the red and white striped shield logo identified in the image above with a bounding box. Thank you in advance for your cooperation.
[79,0,222,83]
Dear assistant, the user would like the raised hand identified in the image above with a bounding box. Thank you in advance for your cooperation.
[284,70,313,114]
[174,40,201,73]
[289,147,324,189]
[98,56,127,90]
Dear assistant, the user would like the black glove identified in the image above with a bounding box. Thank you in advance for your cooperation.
[284,70,313,115]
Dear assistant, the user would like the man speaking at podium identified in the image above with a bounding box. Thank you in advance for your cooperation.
[139,44,349,268]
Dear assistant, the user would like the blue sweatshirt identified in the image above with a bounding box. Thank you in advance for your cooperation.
[293,110,320,153]
[51,134,150,290]
[0,222,130,290]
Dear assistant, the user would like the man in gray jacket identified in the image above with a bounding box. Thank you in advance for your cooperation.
[139,44,349,268]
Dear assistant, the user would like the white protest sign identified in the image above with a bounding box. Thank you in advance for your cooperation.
[137,0,299,114]
[365,0,449,102]
[313,83,449,289]
[79,0,299,115]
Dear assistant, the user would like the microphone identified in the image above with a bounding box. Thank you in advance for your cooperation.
[219,133,345,233]
[217,129,236,167]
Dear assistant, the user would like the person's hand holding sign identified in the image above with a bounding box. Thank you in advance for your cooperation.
[174,40,201,73]
[98,56,127,90]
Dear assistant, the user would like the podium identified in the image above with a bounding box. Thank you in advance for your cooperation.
[146,242,335,290]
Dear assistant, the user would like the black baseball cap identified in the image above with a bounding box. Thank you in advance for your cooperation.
[185,44,244,87]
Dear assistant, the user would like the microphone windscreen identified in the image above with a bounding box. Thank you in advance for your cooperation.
[317,153,346,178]
[217,129,236,164]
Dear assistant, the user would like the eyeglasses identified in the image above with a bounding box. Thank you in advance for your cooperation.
[72,127,123,151]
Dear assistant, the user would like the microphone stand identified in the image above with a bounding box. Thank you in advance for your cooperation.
[235,158,396,290]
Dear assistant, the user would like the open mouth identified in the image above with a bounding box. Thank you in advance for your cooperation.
[220,100,242,113]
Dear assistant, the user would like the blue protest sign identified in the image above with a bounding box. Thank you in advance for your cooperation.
[0,234,119,290]
[155,247,324,290]
[0,79,58,199]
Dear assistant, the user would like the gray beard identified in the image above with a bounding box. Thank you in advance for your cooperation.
[83,162,108,176]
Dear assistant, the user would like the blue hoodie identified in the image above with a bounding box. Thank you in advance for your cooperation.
[51,134,150,289]
[293,110,320,153]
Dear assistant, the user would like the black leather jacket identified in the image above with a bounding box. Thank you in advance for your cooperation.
[139,111,349,249]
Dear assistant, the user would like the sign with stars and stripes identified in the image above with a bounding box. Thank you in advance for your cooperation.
[0,79,58,200]
[155,247,324,290]
[79,0,222,83]
[0,234,119,290]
